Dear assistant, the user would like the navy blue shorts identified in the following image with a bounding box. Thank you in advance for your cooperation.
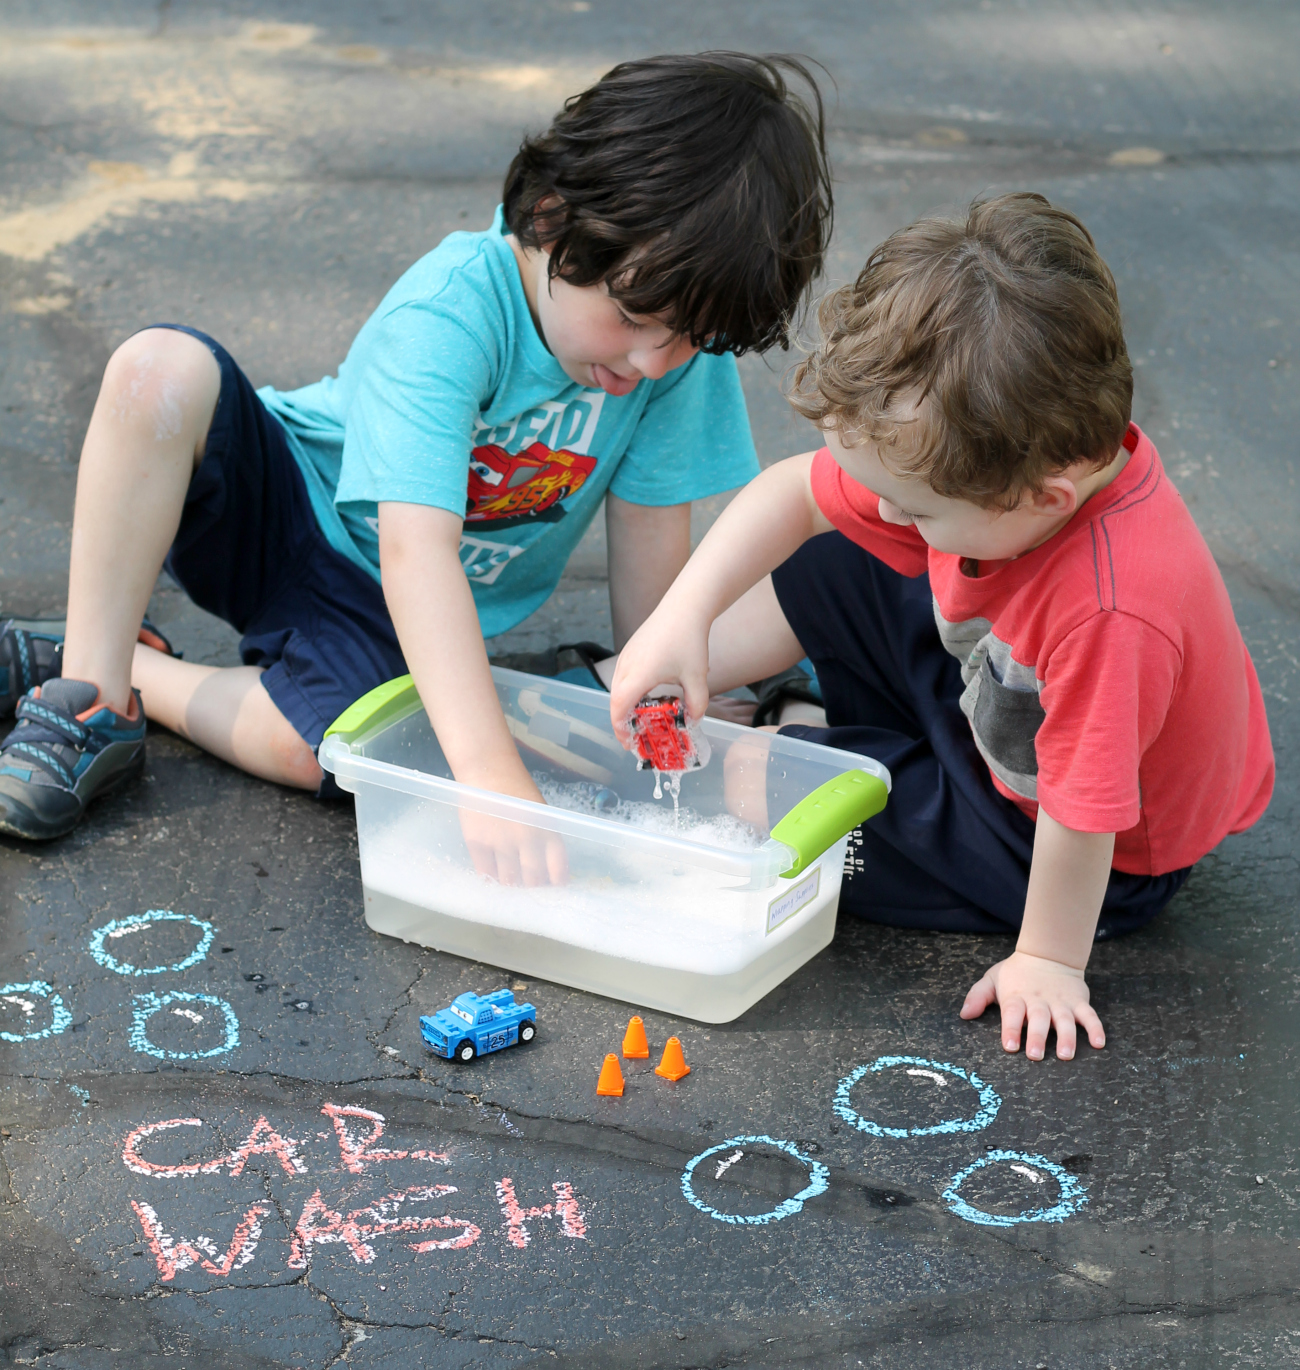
[156,326,407,772]
[771,533,1191,938]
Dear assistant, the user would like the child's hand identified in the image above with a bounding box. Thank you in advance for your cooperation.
[457,764,568,887]
[459,806,568,886]
[609,610,711,744]
[960,950,1105,1061]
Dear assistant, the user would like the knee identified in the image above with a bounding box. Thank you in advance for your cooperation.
[100,329,219,439]
[272,726,324,793]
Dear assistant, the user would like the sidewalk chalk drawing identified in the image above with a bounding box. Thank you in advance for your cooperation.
[131,1199,269,1281]
[288,1185,480,1268]
[1,981,72,1041]
[129,990,239,1059]
[942,1150,1088,1227]
[17,892,1091,1267]
[89,910,215,976]
[119,1102,587,1282]
[124,1115,308,1178]
[496,1178,587,1249]
[322,1103,449,1172]
[681,1136,830,1226]
[833,1056,1001,1138]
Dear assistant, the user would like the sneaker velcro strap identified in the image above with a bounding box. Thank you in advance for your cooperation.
[5,739,76,788]
[10,629,35,694]
[15,696,91,747]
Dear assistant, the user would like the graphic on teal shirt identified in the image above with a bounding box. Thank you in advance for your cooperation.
[258,207,758,640]
[465,390,604,528]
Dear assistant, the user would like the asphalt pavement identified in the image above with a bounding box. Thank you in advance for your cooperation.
[1,3,1298,1366]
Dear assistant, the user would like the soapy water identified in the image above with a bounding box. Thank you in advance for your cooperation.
[652,770,683,827]
[533,775,760,851]
[356,778,835,974]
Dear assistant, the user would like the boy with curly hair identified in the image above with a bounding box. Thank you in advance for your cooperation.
[613,193,1274,1060]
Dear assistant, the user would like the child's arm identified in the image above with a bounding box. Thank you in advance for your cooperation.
[605,495,692,649]
[609,452,832,729]
[379,501,567,886]
[960,808,1112,1060]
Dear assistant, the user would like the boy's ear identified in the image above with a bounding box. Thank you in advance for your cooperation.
[1026,475,1080,519]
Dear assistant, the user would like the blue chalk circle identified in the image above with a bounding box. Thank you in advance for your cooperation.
[942,1149,1088,1227]
[89,910,215,976]
[0,981,72,1042]
[130,990,239,1060]
[833,1055,1001,1138]
[681,1135,830,1226]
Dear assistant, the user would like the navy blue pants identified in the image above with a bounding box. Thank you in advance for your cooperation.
[156,327,407,778]
[772,533,1190,938]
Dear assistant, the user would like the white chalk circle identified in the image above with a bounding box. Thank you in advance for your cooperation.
[943,1149,1087,1227]
[130,991,239,1060]
[833,1055,1001,1138]
[0,981,72,1042]
[89,910,215,976]
[681,1135,829,1226]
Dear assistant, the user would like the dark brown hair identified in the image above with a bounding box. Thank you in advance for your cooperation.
[791,193,1133,507]
[503,53,833,356]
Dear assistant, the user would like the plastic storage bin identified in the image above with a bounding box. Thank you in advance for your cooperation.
[320,668,889,1023]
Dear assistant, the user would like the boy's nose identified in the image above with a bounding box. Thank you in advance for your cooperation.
[628,336,698,380]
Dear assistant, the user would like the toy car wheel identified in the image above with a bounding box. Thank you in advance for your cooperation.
[519,1021,536,1044]
[455,1040,476,1063]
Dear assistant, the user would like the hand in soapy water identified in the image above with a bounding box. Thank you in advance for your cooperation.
[455,761,568,888]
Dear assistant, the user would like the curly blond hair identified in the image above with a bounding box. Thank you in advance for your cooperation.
[790,193,1133,509]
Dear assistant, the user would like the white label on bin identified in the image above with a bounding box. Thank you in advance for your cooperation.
[766,868,821,936]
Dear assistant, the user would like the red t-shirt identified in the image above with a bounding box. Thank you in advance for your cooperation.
[810,424,1274,875]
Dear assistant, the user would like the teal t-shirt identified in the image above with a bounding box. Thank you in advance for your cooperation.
[258,208,758,640]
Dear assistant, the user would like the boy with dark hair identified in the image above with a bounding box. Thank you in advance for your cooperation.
[612,192,1274,1060]
[0,53,832,884]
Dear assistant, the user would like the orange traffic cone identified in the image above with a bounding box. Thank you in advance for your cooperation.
[596,1053,625,1097]
[622,1015,650,1059]
[655,1036,691,1082]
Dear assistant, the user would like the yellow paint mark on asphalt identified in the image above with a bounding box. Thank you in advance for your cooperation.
[11,295,74,314]
[336,45,384,64]
[0,155,268,262]
[240,22,318,50]
[86,160,149,185]
[1109,146,1165,166]
[427,62,602,94]
[917,126,969,146]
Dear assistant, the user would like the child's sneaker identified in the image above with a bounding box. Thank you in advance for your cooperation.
[0,616,178,718]
[0,679,147,841]
[0,618,65,717]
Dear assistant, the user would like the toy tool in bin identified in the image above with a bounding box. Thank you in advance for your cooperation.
[628,695,710,773]
[320,669,890,1024]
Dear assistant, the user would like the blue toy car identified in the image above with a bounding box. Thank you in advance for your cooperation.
[420,989,537,1063]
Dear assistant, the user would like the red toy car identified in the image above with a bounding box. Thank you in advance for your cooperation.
[466,442,597,524]
[628,696,710,773]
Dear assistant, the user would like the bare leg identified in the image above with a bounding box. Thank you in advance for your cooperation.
[62,328,221,711]
[132,648,323,790]
[60,328,321,791]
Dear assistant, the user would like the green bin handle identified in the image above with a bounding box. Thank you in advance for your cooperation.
[770,768,888,878]
[323,674,419,745]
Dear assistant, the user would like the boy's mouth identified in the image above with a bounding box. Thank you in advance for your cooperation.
[589,363,640,397]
